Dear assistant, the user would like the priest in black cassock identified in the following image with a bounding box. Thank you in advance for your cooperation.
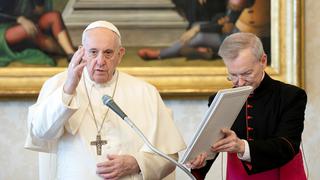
[188,32,307,180]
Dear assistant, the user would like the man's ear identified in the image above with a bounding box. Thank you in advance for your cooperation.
[117,47,126,65]
[260,53,268,68]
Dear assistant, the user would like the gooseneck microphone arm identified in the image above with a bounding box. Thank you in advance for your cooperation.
[102,95,196,180]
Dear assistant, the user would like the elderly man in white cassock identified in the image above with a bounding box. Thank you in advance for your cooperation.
[25,20,186,180]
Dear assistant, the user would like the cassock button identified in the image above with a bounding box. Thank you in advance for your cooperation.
[246,115,253,120]
[247,104,253,108]
[247,127,253,131]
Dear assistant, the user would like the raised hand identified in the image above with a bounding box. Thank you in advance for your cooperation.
[63,46,87,94]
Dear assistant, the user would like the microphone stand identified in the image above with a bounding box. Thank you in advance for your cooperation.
[122,116,196,180]
[102,95,196,179]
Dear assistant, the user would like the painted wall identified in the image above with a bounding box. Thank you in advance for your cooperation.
[302,0,320,179]
[0,1,320,179]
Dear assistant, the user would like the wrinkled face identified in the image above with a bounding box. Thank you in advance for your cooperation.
[82,28,125,83]
[224,48,267,89]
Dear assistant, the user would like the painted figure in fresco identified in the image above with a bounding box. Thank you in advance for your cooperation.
[138,0,270,63]
[0,0,75,66]
[171,0,226,29]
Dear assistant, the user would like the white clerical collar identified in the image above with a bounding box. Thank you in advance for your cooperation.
[261,71,265,81]
[83,67,118,89]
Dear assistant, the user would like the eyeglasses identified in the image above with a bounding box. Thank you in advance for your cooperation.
[227,53,266,82]
[227,70,255,82]
[87,49,118,59]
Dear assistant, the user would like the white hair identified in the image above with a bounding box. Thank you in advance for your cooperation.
[218,32,264,62]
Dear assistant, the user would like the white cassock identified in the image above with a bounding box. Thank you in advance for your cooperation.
[25,68,186,180]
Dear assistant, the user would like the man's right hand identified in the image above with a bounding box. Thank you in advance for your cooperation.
[63,47,87,94]
[186,152,208,169]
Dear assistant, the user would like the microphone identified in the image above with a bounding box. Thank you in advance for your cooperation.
[102,95,127,119]
[102,95,196,180]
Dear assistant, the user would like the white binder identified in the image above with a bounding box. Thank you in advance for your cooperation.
[180,86,253,164]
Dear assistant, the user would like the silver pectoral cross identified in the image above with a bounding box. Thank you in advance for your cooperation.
[90,134,107,155]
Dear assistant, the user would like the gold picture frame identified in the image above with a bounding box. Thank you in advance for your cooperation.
[0,0,304,98]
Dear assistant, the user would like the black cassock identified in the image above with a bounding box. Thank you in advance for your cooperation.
[192,73,307,179]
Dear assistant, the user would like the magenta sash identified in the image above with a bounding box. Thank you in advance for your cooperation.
[226,150,306,180]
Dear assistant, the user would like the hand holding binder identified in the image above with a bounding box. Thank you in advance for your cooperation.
[180,86,253,164]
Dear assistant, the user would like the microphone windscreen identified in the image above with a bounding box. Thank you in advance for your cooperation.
[102,95,112,105]
[102,95,127,119]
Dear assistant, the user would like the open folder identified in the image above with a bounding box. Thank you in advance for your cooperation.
[180,86,253,164]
